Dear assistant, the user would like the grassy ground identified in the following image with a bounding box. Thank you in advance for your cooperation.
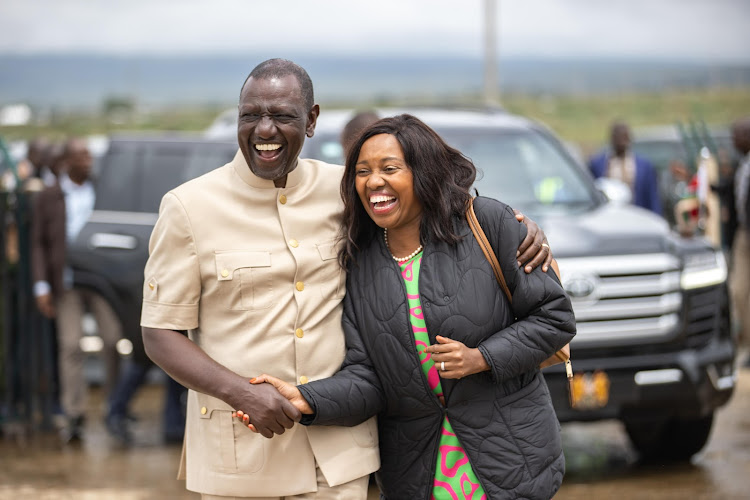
[501,86,750,154]
[1,87,748,153]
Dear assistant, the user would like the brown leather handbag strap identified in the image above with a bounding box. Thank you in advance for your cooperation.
[467,199,574,398]
[466,199,512,304]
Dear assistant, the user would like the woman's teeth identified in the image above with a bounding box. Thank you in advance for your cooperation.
[370,195,396,204]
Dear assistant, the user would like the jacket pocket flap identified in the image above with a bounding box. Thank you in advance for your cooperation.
[316,241,338,261]
[195,392,235,419]
[215,251,271,281]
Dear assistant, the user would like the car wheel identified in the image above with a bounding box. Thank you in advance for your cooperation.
[624,414,714,462]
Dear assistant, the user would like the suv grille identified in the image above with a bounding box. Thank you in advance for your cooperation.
[684,286,727,348]
[557,253,683,348]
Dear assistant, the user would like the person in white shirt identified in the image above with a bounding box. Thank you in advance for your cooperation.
[31,138,121,443]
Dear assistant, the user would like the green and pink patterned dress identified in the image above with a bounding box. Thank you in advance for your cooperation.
[399,253,487,500]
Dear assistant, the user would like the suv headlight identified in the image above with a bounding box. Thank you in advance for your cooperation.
[681,250,727,290]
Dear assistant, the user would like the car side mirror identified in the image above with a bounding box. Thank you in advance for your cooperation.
[594,177,632,205]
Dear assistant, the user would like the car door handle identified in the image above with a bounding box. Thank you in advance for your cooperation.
[89,233,138,250]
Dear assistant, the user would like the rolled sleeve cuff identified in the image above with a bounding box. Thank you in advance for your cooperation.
[477,343,501,384]
[140,300,199,331]
[297,385,319,426]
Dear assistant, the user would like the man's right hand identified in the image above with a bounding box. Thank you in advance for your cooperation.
[142,327,303,439]
[35,294,56,318]
[230,382,302,438]
[250,374,313,414]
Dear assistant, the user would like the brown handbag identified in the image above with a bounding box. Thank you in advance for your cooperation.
[466,200,573,386]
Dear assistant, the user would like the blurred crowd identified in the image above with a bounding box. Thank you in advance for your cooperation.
[0,135,185,447]
[586,117,750,363]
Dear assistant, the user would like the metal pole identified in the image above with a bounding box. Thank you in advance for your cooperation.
[483,0,500,107]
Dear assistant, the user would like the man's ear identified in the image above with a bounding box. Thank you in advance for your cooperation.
[306,104,320,138]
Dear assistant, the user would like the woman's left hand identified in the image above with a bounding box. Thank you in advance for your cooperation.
[424,335,490,379]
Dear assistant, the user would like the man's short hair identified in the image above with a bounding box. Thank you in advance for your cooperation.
[241,58,314,110]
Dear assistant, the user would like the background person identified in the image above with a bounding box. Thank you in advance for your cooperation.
[589,120,663,215]
[340,110,379,157]
[728,117,750,365]
[16,137,49,181]
[31,137,122,443]
[252,114,576,499]
[39,141,66,187]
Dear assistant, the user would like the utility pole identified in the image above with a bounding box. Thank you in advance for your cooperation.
[483,0,500,107]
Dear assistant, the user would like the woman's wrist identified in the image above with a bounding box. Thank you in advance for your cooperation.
[469,347,491,375]
[296,385,315,415]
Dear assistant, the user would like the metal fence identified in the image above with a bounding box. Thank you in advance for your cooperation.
[0,137,58,435]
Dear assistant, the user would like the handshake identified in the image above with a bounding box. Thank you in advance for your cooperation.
[230,374,313,438]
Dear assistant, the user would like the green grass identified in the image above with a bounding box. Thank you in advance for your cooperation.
[501,87,750,154]
[1,87,748,155]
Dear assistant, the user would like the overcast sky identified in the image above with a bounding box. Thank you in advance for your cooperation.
[1,0,748,62]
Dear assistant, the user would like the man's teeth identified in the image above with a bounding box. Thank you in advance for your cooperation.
[370,195,396,204]
[255,144,281,151]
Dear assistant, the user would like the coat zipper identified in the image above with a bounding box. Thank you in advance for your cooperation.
[389,249,448,499]
[390,252,444,412]
[389,241,491,498]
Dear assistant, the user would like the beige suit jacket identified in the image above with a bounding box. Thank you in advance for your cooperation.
[141,151,379,497]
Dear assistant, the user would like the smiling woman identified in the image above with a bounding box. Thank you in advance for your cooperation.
[251,113,577,499]
[354,133,422,259]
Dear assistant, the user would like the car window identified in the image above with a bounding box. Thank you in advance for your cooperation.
[446,128,595,213]
[304,127,596,214]
[303,137,344,165]
[96,141,237,213]
[94,145,141,212]
[183,144,238,186]
[139,144,194,212]
[140,143,237,213]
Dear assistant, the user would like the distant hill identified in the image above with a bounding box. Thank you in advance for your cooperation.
[1,53,748,110]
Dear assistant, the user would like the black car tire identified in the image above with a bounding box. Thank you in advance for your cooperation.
[624,414,714,462]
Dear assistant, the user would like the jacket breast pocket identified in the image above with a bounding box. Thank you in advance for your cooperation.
[214,251,273,310]
[316,241,345,301]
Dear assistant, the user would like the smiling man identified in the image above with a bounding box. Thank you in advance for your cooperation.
[140,58,551,499]
[140,59,379,499]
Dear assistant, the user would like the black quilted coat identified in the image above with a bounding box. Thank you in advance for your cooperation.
[299,197,576,499]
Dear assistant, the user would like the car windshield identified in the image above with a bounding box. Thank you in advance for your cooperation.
[304,126,598,215]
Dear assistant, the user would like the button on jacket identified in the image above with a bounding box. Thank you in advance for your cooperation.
[141,151,379,497]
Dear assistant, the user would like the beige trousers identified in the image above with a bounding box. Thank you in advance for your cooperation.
[56,288,121,418]
[200,467,369,500]
[731,228,750,348]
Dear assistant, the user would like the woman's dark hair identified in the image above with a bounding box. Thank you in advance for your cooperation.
[339,113,476,267]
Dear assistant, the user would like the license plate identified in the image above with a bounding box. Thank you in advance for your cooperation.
[570,370,610,410]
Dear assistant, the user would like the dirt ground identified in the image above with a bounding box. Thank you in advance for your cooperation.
[1,365,749,499]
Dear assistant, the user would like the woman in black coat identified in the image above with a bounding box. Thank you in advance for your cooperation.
[252,114,576,499]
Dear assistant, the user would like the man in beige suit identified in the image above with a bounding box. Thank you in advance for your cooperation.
[142,59,551,499]
[142,59,378,499]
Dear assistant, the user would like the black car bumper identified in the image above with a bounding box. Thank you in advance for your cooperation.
[544,337,736,422]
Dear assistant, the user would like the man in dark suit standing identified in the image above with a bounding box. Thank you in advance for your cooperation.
[589,121,663,215]
[31,138,121,442]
